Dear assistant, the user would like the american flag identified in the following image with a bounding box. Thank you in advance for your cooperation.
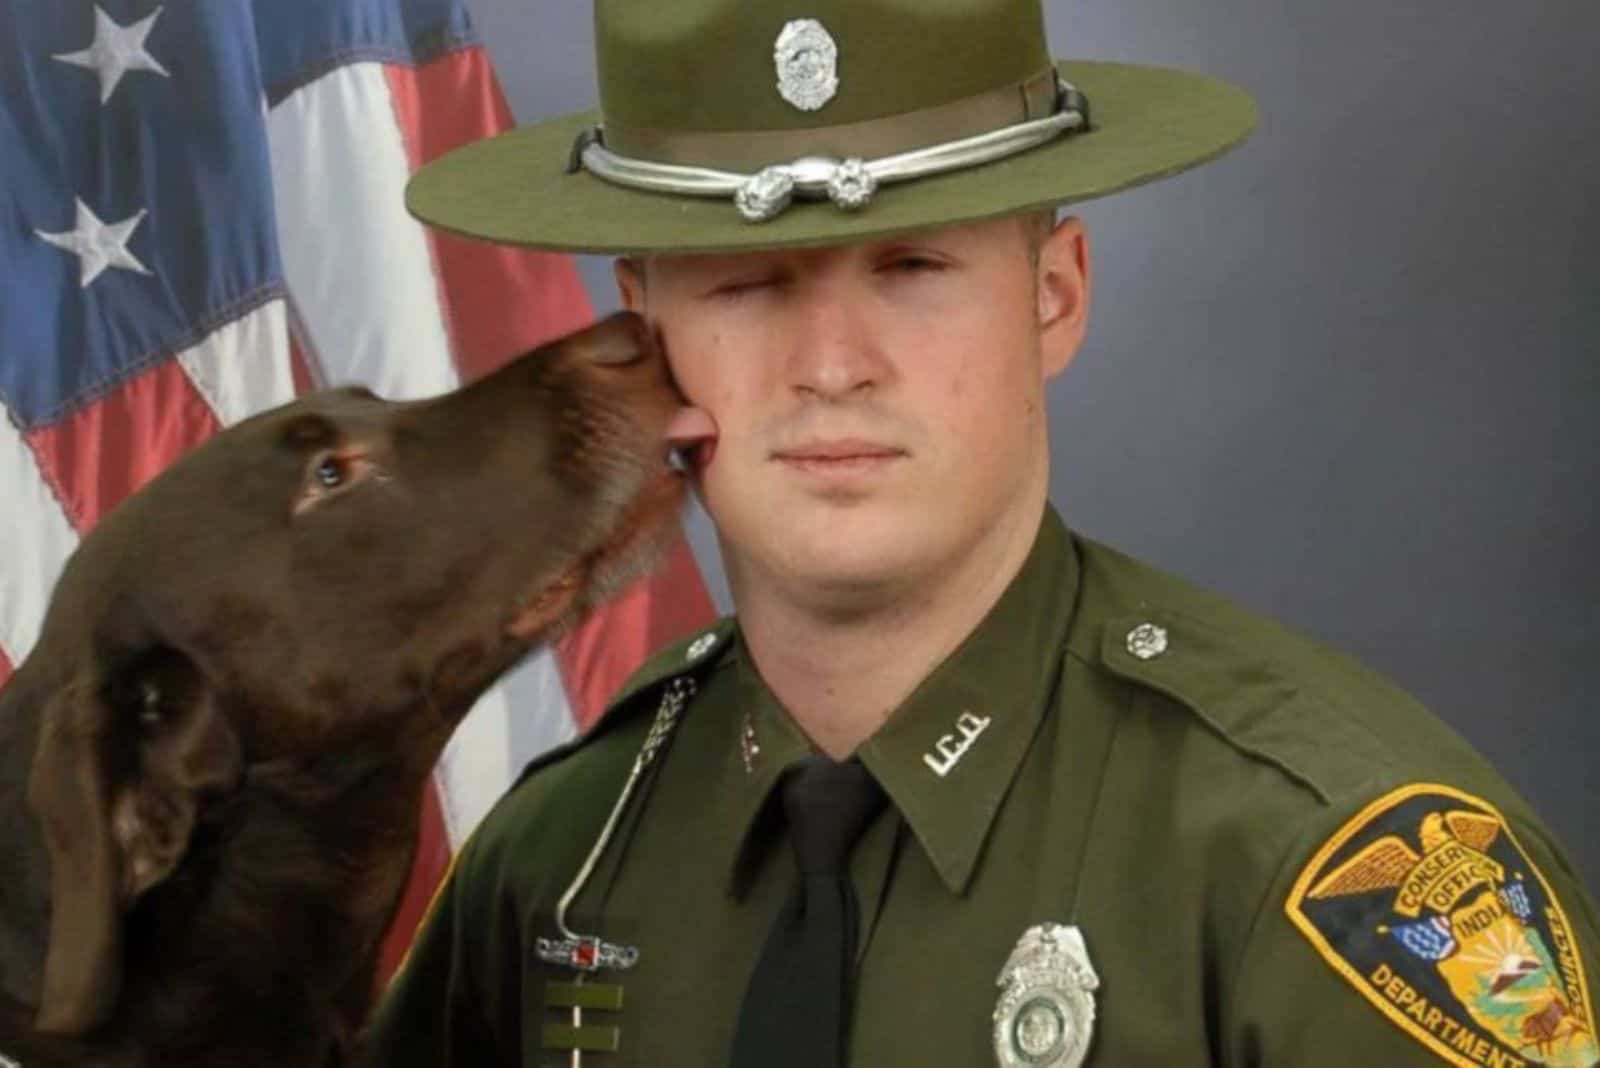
[0,0,714,981]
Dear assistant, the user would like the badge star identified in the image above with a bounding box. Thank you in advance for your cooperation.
[36,199,153,288]
[53,5,170,105]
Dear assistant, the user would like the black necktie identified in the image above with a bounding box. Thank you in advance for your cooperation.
[728,755,887,1068]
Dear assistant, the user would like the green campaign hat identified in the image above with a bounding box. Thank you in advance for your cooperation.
[406,0,1258,254]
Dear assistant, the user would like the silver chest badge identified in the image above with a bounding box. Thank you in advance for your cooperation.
[774,18,838,111]
[993,924,1099,1068]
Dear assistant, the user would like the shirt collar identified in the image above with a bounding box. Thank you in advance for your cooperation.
[714,507,1081,897]
[709,635,816,899]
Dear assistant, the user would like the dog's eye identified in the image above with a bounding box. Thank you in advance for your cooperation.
[315,456,346,488]
[138,680,165,728]
[295,449,381,516]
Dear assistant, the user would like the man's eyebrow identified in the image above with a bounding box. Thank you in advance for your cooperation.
[872,239,951,255]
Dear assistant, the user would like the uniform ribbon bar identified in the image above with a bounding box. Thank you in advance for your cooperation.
[545,982,625,1011]
[541,1023,622,1053]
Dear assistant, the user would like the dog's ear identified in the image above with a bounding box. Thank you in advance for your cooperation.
[108,653,242,901]
[26,651,241,1034]
[27,678,125,1034]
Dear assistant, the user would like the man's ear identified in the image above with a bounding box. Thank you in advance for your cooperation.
[26,652,240,1035]
[614,256,648,314]
[1035,215,1091,380]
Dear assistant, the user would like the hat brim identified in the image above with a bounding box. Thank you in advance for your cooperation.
[406,60,1257,255]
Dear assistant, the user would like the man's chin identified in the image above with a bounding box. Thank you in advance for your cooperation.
[717,496,940,593]
[771,546,937,619]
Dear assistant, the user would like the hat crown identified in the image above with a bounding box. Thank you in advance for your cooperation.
[408,1,1257,253]
[595,0,1053,135]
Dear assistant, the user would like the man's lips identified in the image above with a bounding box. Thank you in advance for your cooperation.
[771,440,908,471]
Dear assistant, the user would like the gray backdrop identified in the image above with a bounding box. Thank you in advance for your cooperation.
[470,1,1599,891]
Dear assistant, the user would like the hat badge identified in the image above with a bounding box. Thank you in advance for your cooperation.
[773,18,838,111]
[993,924,1100,1068]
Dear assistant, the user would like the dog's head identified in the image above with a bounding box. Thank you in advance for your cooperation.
[7,312,703,1035]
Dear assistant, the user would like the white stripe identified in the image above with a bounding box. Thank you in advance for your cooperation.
[0,410,80,670]
[4,304,294,678]
[435,647,577,848]
[175,300,296,426]
[265,63,457,401]
[501,643,582,775]
[267,65,578,845]
[284,296,327,391]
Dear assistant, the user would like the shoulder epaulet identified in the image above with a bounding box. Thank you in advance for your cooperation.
[508,617,738,790]
[1096,606,1398,805]
[1071,537,1422,806]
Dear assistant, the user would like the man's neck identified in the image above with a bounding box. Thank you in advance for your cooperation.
[731,501,1045,759]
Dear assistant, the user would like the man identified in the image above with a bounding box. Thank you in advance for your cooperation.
[362,1,1600,1065]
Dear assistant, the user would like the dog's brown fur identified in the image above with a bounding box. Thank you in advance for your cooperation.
[0,313,691,1067]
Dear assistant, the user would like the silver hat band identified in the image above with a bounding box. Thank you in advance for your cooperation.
[568,77,1090,223]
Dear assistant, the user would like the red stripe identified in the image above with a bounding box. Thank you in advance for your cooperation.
[373,47,598,988]
[0,646,12,692]
[385,50,595,379]
[25,360,221,534]
[372,47,716,988]
[374,778,452,989]
[555,535,717,731]
[387,47,717,727]
[288,333,319,396]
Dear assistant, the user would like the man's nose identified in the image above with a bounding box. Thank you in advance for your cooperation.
[784,287,891,401]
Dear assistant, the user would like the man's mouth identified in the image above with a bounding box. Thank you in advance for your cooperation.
[772,440,908,471]
[779,440,902,459]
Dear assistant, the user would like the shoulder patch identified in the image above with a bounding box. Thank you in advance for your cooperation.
[1286,783,1598,1066]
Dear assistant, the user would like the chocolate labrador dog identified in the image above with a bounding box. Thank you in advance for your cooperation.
[0,312,707,1067]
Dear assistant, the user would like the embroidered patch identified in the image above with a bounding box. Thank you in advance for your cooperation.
[1287,784,1598,1067]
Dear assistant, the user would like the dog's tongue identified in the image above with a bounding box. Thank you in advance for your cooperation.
[665,405,718,467]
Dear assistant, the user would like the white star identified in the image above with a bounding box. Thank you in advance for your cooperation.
[53,5,170,105]
[36,199,153,288]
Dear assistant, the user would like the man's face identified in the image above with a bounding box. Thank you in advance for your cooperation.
[618,215,1088,612]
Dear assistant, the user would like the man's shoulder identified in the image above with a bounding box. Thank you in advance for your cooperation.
[1061,537,1600,1063]
[1066,534,1528,817]
[464,618,739,867]
[1062,533,1588,911]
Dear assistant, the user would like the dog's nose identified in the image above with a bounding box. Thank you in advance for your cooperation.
[586,337,644,366]
[577,311,654,367]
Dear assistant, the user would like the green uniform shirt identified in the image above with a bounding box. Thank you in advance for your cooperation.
[363,508,1600,1067]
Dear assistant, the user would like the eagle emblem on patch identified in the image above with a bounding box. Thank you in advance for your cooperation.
[1287,783,1598,1067]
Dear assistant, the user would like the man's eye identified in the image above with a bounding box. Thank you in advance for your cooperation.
[714,278,775,299]
[884,256,944,273]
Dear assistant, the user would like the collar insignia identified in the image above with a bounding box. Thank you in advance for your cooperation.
[924,710,991,777]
